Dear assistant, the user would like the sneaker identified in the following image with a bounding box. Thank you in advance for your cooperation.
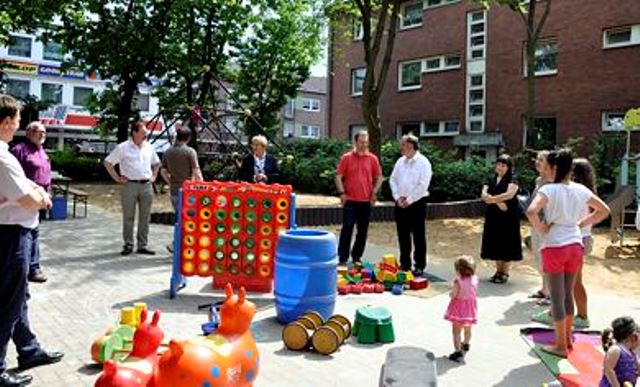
[531,310,554,325]
[448,350,464,362]
[121,246,133,256]
[28,269,48,283]
[136,248,156,255]
[412,269,424,278]
[573,316,590,329]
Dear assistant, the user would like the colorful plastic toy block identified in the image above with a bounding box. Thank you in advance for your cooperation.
[91,303,148,364]
[352,306,395,344]
[409,278,429,290]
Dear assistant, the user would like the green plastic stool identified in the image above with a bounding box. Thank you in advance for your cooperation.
[352,306,395,344]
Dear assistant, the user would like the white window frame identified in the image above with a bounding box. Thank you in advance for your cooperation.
[524,39,558,77]
[396,122,423,139]
[284,98,295,118]
[467,10,486,61]
[300,125,320,138]
[5,78,31,100]
[422,54,462,73]
[301,98,320,112]
[424,0,461,9]
[73,86,93,107]
[42,41,64,62]
[603,25,640,49]
[283,122,295,137]
[421,120,460,137]
[7,35,32,58]
[351,68,366,96]
[467,73,485,133]
[400,2,423,30]
[352,18,363,41]
[602,112,626,132]
[398,60,423,91]
[40,82,63,105]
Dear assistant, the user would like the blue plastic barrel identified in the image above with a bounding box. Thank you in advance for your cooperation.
[274,229,338,324]
[49,197,67,220]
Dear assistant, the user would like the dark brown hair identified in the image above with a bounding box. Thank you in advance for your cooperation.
[547,148,574,183]
[454,255,476,278]
[602,316,639,352]
[0,94,21,123]
[572,158,597,193]
[175,126,191,142]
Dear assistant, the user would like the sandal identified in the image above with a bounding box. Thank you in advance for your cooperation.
[489,272,502,283]
[528,290,547,299]
[494,273,509,284]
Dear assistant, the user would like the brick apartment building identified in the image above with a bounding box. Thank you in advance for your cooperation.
[282,76,328,139]
[327,0,640,160]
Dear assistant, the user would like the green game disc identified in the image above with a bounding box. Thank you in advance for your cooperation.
[262,212,273,222]
[246,211,256,222]
[245,238,255,249]
[216,223,226,233]
[215,237,225,247]
[200,195,212,206]
[214,263,224,274]
[215,250,225,261]
[247,198,257,208]
[262,199,273,208]
[244,265,255,276]
[216,210,226,220]
[230,238,241,248]
[232,197,242,208]
[231,223,241,235]
[245,252,256,262]
[230,251,239,261]
[231,210,241,221]
[246,224,256,235]
[229,264,239,275]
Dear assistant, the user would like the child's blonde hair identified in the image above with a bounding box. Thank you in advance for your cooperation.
[454,255,476,278]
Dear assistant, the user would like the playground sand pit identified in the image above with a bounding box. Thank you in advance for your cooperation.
[81,183,640,298]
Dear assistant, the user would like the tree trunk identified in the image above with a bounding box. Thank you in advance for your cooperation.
[116,77,138,143]
[362,94,382,156]
[525,37,536,149]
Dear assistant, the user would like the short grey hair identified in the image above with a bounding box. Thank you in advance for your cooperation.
[401,134,419,150]
[26,121,46,132]
[251,135,268,147]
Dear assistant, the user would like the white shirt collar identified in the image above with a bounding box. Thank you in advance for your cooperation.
[0,141,8,151]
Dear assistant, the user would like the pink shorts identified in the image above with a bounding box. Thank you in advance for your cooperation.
[541,243,584,274]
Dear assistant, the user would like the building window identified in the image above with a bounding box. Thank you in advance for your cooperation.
[527,117,557,150]
[41,83,63,104]
[469,121,483,133]
[284,98,295,117]
[467,10,486,60]
[470,75,483,87]
[401,2,423,30]
[396,122,422,138]
[352,18,363,41]
[425,0,460,9]
[602,112,626,131]
[43,42,64,61]
[73,87,93,107]
[444,55,461,68]
[300,125,320,138]
[420,120,460,137]
[444,121,460,134]
[8,35,32,58]
[399,60,422,90]
[422,54,461,73]
[349,124,367,141]
[283,122,295,137]
[301,98,320,112]
[526,39,558,76]
[603,25,640,49]
[134,94,150,112]
[5,79,30,99]
[469,89,484,102]
[351,68,366,96]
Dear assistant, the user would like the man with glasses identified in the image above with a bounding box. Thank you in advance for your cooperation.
[11,122,51,283]
[104,122,161,256]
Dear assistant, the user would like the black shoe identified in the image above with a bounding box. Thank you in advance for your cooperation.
[27,270,48,283]
[136,248,156,255]
[448,350,464,362]
[121,246,133,256]
[0,371,32,386]
[462,343,470,352]
[412,269,424,278]
[17,351,64,371]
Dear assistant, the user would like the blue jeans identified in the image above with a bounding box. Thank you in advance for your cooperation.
[0,225,43,372]
[25,227,41,274]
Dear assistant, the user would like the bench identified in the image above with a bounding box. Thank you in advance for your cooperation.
[67,187,89,218]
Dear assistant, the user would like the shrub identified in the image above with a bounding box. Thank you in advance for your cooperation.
[50,149,111,181]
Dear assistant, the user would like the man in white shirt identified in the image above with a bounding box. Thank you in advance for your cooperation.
[104,122,161,256]
[0,95,63,387]
[389,134,433,277]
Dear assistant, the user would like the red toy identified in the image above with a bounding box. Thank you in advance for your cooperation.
[338,285,350,295]
[154,284,259,387]
[374,283,385,293]
[362,284,374,293]
[409,278,429,290]
[94,310,163,387]
[350,284,362,294]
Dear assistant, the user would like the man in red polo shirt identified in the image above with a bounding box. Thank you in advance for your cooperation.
[335,130,383,267]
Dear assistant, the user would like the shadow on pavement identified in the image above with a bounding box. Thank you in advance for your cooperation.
[77,363,102,376]
[492,362,555,387]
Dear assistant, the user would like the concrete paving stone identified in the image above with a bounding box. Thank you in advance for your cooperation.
[4,205,639,386]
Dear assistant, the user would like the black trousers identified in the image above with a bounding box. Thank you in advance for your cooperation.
[395,198,427,271]
[338,201,372,264]
[0,225,42,372]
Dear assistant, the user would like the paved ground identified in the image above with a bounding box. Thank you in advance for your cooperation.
[6,206,640,386]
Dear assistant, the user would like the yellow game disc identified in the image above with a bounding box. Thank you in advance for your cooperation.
[260,239,272,250]
[198,249,210,260]
[199,236,211,248]
[200,222,211,233]
[200,208,212,220]
[198,262,210,274]
[276,198,289,210]
[259,252,271,263]
[259,265,271,277]
[183,248,195,260]
[182,261,194,273]
[184,221,196,232]
[184,235,195,246]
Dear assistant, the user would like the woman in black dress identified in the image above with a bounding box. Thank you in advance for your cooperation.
[480,154,523,283]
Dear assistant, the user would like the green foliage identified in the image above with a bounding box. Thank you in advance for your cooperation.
[235,0,324,139]
[512,151,537,193]
[50,149,110,181]
[590,134,626,193]
[0,1,65,45]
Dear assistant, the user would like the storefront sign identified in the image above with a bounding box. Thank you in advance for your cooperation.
[1,60,37,75]
[38,64,89,80]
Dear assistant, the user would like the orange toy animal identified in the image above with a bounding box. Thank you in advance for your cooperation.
[95,310,164,387]
[154,284,259,387]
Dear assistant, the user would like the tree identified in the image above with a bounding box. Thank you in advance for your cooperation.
[234,0,324,139]
[326,0,402,156]
[55,0,176,143]
[0,1,65,44]
[482,0,552,149]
